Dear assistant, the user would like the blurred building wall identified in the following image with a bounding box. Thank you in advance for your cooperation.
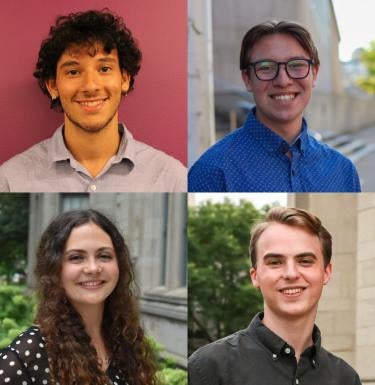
[288,193,375,384]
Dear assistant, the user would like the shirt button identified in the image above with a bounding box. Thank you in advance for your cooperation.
[90,184,97,192]
[284,347,291,354]
[296,379,299,384]
[272,353,277,360]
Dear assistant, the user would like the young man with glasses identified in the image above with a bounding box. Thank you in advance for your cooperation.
[189,207,362,385]
[188,21,360,192]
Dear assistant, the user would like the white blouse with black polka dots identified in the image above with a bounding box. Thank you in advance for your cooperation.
[0,326,126,384]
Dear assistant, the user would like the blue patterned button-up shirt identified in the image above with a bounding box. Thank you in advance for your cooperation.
[188,108,361,192]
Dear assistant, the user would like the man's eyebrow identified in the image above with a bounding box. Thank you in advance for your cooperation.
[97,57,117,63]
[59,60,80,69]
[262,252,317,260]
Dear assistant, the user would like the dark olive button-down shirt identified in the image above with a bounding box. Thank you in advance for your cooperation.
[189,313,361,385]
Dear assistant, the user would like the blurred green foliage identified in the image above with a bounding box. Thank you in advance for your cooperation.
[188,199,272,354]
[0,194,29,282]
[0,284,36,348]
[357,41,375,94]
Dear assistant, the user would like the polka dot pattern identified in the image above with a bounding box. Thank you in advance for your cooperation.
[0,327,127,384]
[188,108,361,192]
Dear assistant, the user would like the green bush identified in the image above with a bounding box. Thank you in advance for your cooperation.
[0,284,36,348]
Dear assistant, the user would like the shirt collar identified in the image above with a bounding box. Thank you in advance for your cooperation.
[245,107,308,156]
[49,123,136,165]
[249,312,321,366]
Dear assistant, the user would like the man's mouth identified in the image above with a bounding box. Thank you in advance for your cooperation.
[271,93,297,101]
[78,280,105,289]
[280,287,305,296]
[76,98,107,111]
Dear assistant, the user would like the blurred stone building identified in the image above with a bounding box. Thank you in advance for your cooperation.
[289,193,375,384]
[26,193,187,366]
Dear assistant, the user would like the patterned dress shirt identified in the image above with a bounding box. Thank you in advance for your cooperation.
[188,108,361,192]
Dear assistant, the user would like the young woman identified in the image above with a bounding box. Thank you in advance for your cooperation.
[0,209,157,385]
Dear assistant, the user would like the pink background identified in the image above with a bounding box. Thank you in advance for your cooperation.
[0,0,187,165]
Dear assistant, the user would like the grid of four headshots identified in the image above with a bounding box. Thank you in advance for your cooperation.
[0,1,373,384]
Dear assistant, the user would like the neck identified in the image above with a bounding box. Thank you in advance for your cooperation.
[63,116,121,177]
[255,110,302,144]
[75,302,104,338]
[262,307,316,361]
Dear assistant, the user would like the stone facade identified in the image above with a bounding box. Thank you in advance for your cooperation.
[289,193,375,384]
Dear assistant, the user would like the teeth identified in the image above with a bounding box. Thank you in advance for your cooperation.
[80,281,103,287]
[282,288,303,295]
[274,94,295,101]
[79,100,104,107]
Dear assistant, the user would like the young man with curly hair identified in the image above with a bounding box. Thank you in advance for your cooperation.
[189,207,362,385]
[0,9,186,192]
[188,21,360,192]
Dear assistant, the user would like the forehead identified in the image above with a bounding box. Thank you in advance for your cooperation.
[256,222,322,257]
[58,42,119,64]
[249,33,309,62]
[65,222,113,249]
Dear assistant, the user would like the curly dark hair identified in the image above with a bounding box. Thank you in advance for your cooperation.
[34,209,158,385]
[33,9,142,110]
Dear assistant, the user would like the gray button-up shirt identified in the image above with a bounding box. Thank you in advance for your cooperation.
[189,313,362,385]
[0,124,186,192]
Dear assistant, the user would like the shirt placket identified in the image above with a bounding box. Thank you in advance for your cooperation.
[289,148,303,191]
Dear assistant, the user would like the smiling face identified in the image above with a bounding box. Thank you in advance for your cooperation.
[45,43,130,134]
[242,33,318,139]
[250,222,331,322]
[61,222,120,310]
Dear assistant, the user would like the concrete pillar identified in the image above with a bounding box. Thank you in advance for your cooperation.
[188,0,215,166]
[356,194,375,383]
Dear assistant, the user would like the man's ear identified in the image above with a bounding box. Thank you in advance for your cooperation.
[45,79,59,100]
[250,267,260,288]
[241,70,253,92]
[312,65,319,88]
[121,71,131,95]
[323,262,332,285]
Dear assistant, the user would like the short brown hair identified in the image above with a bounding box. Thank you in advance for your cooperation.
[240,20,320,72]
[249,207,331,268]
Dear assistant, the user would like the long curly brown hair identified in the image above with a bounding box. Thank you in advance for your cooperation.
[34,209,158,385]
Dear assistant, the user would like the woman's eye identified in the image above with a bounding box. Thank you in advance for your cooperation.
[99,254,112,260]
[68,254,83,262]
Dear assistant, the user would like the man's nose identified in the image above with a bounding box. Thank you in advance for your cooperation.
[282,260,300,280]
[273,64,293,86]
[81,70,100,92]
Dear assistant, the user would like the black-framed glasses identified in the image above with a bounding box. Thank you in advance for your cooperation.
[248,59,314,81]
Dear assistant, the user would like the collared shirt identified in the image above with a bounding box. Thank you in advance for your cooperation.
[188,108,361,192]
[0,124,186,192]
[188,313,362,385]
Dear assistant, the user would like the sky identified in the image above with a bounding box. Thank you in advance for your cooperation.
[332,0,375,61]
[192,193,287,209]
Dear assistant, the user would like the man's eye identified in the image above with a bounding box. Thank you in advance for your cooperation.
[67,69,79,76]
[100,66,112,73]
[299,258,314,265]
[257,62,276,71]
[267,259,282,266]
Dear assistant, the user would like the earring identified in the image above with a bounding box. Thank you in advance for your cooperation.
[51,95,58,101]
